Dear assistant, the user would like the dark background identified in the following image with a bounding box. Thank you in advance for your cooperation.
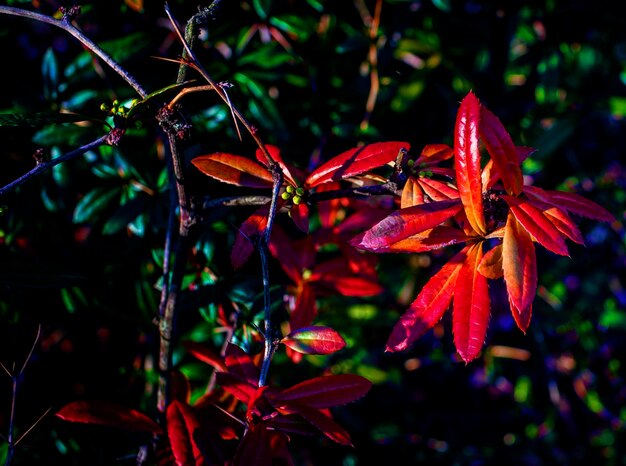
[1,0,625,464]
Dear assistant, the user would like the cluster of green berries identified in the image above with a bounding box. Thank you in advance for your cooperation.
[406,159,433,178]
[100,99,139,117]
[281,185,306,205]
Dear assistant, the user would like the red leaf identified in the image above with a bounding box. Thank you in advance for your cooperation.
[502,213,537,332]
[290,282,317,331]
[166,400,206,466]
[278,402,353,446]
[192,154,273,188]
[417,144,454,164]
[382,226,472,253]
[182,341,227,372]
[539,189,614,222]
[281,326,346,355]
[503,196,569,256]
[268,225,312,283]
[233,423,273,466]
[454,91,486,234]
[453,243,491,363]
[215,372,257,404]
[225,343,259,387]
[290,202,310,233]
[417,177,459,201]
[315,182,343,227]
[354,199,463,251]
[231,204,270,269]
[526,199,585,245]
[311,258,383,296]
[255,144,301,186]
[479,106,523,195]
[55,400,162,434]
[305,141,410,187]
[272,374,372,409]
[385,248,466,352]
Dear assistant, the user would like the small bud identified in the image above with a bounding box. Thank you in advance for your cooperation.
[100,103,110,112]
[292,195,302,205]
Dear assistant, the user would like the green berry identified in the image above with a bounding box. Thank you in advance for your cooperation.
[295,187,305,196]
[100,103,110,112]
[292,195,302,205]
[281,192,291,200]
[286,185,295,194]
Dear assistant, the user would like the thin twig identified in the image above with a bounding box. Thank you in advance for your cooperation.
[0,6,147,98]
[0,134,110,197]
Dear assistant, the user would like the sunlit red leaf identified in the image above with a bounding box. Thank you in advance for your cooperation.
[418,144,454,163]
[503,196,569,256]
[477,244,503,279]
[454,91,486,235]
[225,343,259,387]
[453,243,490,363]
[386,247,466,352]
[166,400,206,466]
[401,177,425,208]
[192,153,273,188]
[417,177,459,201]
[272,374,372,409]
[479,106,523,195]
[215,372,256,404]
[502,213,537,332]
[526,199,585,245]
[255,144,300,186]
[278,402,352,446]
[281,326,346,355]
[55,400,162,434]
[383,225,472,253]
[305,141,409,187]
[353,199,462,251]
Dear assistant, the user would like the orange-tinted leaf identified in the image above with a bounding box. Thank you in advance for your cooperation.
[417,144,454,164]
[526,199,585,245]
[503,196,569,256]
[477,244,503,279]
[225,343,259,387]
[418,178,459,201]
[454,91,486,234]
[255,144,301,186]
[479,106,523,195]
[502,213,537,332]
[182,341,227,372]
[279,402,352,446]
[386,248,466,352]
[192,153,273,188]
[273,374,372,409]
[166,400,206,466]
[401,177,425,208]
[453,243,490,363]
[354,199,462,251]
[281,326,346,355]
[383,226,472,253]
[55,400,162,434]
[305,141,410,187]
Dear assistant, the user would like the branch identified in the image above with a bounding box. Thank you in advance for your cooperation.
[0,134,111,197]
[0,6,147,98]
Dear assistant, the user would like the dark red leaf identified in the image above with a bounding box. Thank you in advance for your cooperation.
[453,243,491,363]
[268,225,311,283]
[305,141,410,187]
[215,372,256,404]
[290,202,310,233]
[311,258,383,296]
[272,374,372,409]
[503,196,569,256]
[231,203,270,269]
[55,400,162,434]
[354,199,463,251]
[502,213,537,332]
[479,106,523,195]
[166,400,206,466]
[233,423,273,466]
[225,343,259,387]
[536,188,615,222]
[386,247,466,352]
[192,153,273,188]
[255,144,301,186]
[278,402,353,446]
[281,326,346,355]
[454,91,486,234]
[182,341,227,372]
[290,282,317,331]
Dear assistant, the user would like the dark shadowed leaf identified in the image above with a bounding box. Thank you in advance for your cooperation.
[56,400,162,433]
[224,343,259,387]
[182,341,227,372]
[272,374,372,409]
[278,402,352,446]
[166,401,206,466]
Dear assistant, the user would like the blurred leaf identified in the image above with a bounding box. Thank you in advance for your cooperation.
[56,401,162,434]
[73,186,121,224]
[0,112,102,127]
[42,47,59,102]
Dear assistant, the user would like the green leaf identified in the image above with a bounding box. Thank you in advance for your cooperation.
[0,112,100,128]
[42,47,59,102]
[73,186,121,224]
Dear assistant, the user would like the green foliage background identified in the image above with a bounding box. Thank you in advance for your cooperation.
[1,0,625,464]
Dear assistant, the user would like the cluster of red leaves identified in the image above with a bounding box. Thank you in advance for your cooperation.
[56,327,370,466]
[352,91,615,362]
